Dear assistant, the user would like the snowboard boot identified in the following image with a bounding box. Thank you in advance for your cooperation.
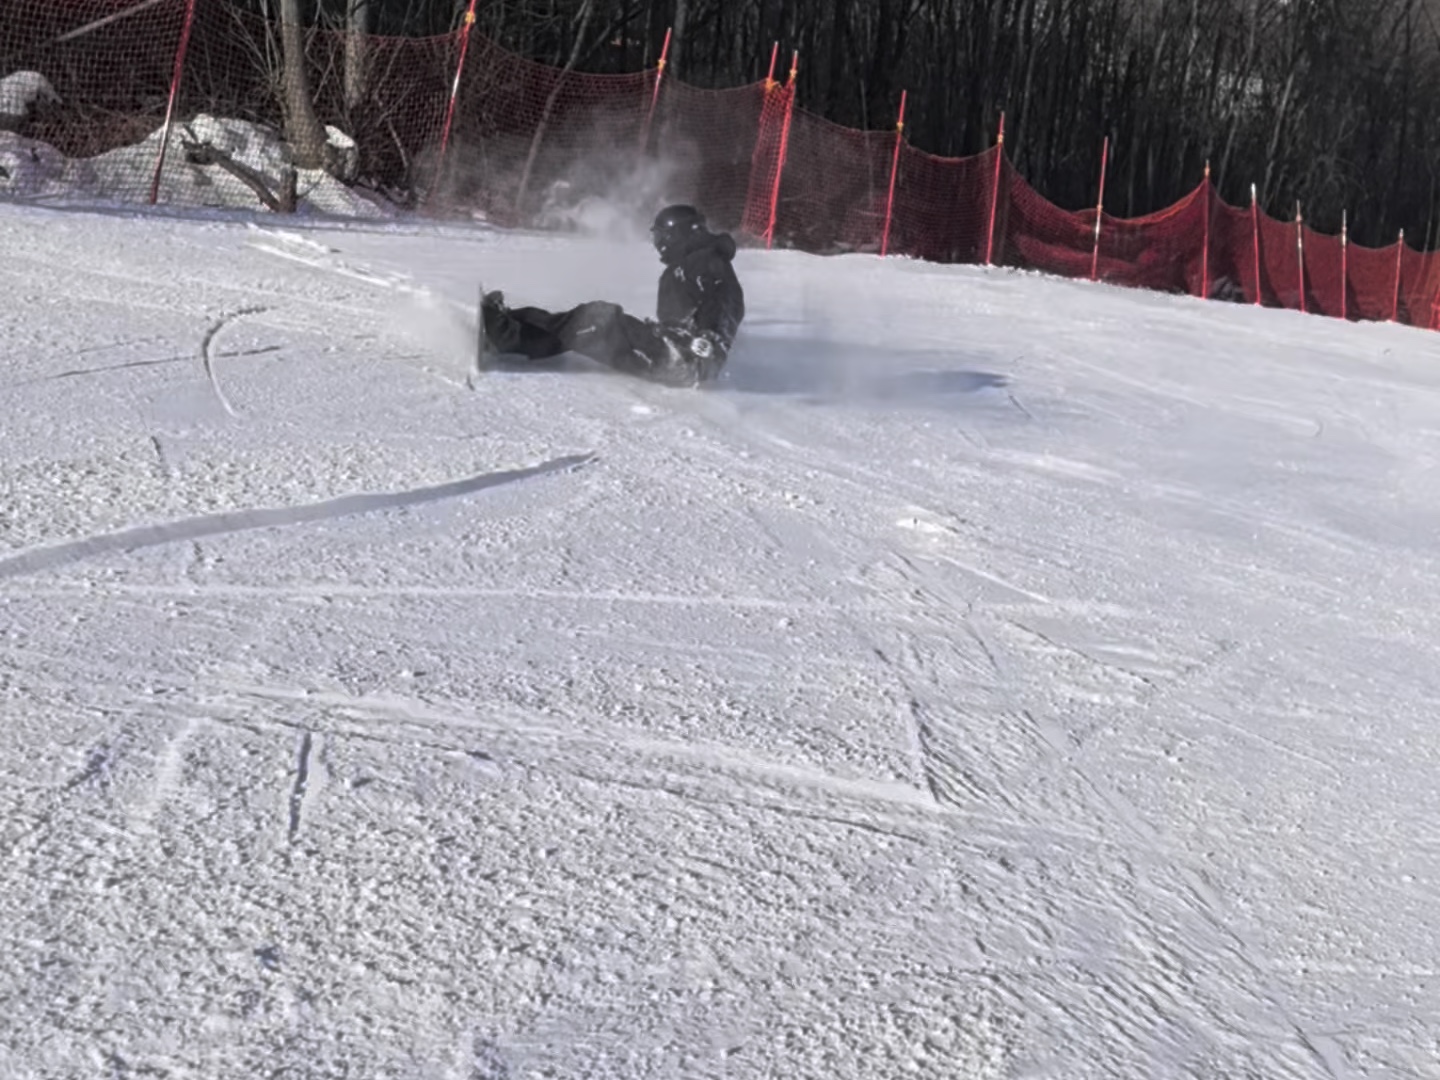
[479,290,523,363]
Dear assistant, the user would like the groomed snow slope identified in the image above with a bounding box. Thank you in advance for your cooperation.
[1,202,1438,1079]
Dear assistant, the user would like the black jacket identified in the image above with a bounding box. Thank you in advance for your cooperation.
[656,229,745,349]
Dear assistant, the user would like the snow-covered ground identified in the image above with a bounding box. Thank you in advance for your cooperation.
[2,200,1438,1079]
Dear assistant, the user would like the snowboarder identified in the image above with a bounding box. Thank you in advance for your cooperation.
[479,204,745,387]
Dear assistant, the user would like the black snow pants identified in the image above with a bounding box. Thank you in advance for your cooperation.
[485,300,726,387]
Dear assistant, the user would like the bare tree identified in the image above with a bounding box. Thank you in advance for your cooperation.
[515,0,596,213]
[278,0,332,170]
[345,0,372,116]
[214,0,1440,246]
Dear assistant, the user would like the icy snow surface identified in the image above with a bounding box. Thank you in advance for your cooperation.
[2,202,1439,1079]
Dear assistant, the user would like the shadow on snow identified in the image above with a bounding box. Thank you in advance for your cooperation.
[719,332,1010,410]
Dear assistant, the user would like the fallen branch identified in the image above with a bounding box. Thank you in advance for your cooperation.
[182,138,297,213]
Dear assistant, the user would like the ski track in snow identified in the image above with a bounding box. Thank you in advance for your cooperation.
[0,454,596,579]
[2,202,1439,1079]
[200,304,268,417]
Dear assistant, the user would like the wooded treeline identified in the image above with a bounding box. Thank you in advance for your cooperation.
[248,0,1440,248]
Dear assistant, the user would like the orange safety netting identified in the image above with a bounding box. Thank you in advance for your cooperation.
[5,0,1440,332]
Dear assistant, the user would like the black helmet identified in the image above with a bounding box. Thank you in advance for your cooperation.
[651,204,705,262]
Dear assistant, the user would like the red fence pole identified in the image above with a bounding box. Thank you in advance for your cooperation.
[763,53,799,250]
[1200,161,1211,300]
[985,112,1006,266]
[765,41,778,86]
[435,0,478,193]
[1251,183,1262,306]
[880,90,907,257]
[1393,229,1405,322]
[1341,211,1348,321]
[1296,202,1306,315]
[638,27,673,153]
[1090,135,1109,282]
[148,0,197,205]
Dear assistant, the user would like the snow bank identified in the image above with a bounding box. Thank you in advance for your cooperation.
[109,114,388,217]
[0,112,390,218]
[0,132,92,197]
[0,70,60,128]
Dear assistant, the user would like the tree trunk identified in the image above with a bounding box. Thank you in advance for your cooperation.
[278,0,331,171]
[1217,0,1262,200]
[671,0,689,78]
[1261,68,1296,210]
[515,0,595,216]
[344,0,371,117]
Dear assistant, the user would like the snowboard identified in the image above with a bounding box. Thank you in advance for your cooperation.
[467,281,487,389]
